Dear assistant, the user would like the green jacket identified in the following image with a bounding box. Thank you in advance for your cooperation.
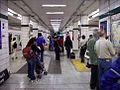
[87,37,98,65]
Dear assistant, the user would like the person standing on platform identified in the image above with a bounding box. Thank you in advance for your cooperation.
[79,35,87,63]
[95,30,115,89]
[36,33,46,62]
[87,29,99,90]
[100,46,120,90]
[65,36,73,58]
[25,37,38,82]
[54,36,60,60]
[12,37,17,60]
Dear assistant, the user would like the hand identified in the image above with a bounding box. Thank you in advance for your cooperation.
[38,46,41,50]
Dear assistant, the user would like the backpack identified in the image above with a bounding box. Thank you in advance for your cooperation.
[70,52,75,59]
[13,42,17,49]
[22,46,35,59]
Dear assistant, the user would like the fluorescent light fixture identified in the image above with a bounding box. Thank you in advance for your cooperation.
[88,9,99,20]
[89,9,99,17]
[50,19,62,22]
[30,20,33,25]
[8,8,22,20]
[51,23,61,25]
[8,8,17,15]
[51,22,61,24]
[42,4,67,7]
[46,12,64,15]
[8,12,13,16]
[51,21,60,32]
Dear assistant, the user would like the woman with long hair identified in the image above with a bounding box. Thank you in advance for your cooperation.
[25,37,38,82]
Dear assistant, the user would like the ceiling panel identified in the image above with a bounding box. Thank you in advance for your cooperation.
[8,0,99,31]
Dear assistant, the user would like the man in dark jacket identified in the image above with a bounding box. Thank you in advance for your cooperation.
[65,36,73,58]
[87,29,99,90]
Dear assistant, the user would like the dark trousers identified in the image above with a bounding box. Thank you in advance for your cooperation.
[66,47,71,58]
[80,48,86,62]
[27,59,36,80]
[41,51,44,62]
[90,65,99,90]
[55,47,60,60]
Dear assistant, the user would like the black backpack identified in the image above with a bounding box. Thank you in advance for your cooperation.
[70,52,75,59]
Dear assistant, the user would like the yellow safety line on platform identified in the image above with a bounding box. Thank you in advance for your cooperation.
[71,59,90,72]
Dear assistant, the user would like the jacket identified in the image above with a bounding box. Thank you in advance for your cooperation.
[87,37,98,65]
[100,57,120,90]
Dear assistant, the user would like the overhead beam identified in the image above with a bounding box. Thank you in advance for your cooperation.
[21,0,50,30]
[61,0,86,30]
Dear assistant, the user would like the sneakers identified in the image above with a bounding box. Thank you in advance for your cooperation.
[29,79,36,83]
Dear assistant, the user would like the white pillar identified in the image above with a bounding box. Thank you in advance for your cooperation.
[73,22,78,28]
[72,22,79,50]
[80,16,89,39]
[73,29,79,50]
[32,22,38,38]
[21,16,30,49]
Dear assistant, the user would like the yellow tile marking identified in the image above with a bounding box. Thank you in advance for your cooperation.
[71,59,90,72]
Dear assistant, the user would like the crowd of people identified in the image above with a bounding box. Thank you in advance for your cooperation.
[22,32,73,82]
[22,30,120,90]
[23,33,47,82]
[85,29,120,90]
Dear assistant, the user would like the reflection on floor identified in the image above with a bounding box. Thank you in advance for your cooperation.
[9,51,26,73]
[1,51,91,90]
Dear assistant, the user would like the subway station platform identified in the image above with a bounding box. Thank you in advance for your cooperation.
[1,0,120,90]
[0,51,90,90]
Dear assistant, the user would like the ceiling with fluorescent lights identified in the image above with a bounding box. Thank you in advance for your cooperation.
[8,0,99,31]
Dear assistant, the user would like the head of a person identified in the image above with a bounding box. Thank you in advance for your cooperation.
[26,37,36,47]
[66,36,71,41]
[13,37,16,41]
[38,33,42,37]
[82,35,85,39]
[89,35,93,38]
[54,36,58,40]
[98,29,106,37]
[93,29,99,39]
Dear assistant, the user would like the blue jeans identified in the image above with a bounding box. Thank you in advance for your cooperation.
[98,58,112,90]
[27,58,36,80]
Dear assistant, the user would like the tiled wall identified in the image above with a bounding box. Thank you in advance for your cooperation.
[0,0,9,72]
[21,27,30,49]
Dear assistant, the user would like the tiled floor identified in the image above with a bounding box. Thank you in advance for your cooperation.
[0,51,91,90]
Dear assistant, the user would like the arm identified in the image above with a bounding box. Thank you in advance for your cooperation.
[101,57,120,89]
[71,41,73,48]
[107,41,115,56]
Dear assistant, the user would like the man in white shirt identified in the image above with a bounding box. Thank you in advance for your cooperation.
[94,30,115,89]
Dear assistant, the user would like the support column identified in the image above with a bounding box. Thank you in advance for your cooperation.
[21,16,30,49]
[32,22,38,38]
[72,29,79,50]
[80,16,89,39]
[72,22,79,50]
